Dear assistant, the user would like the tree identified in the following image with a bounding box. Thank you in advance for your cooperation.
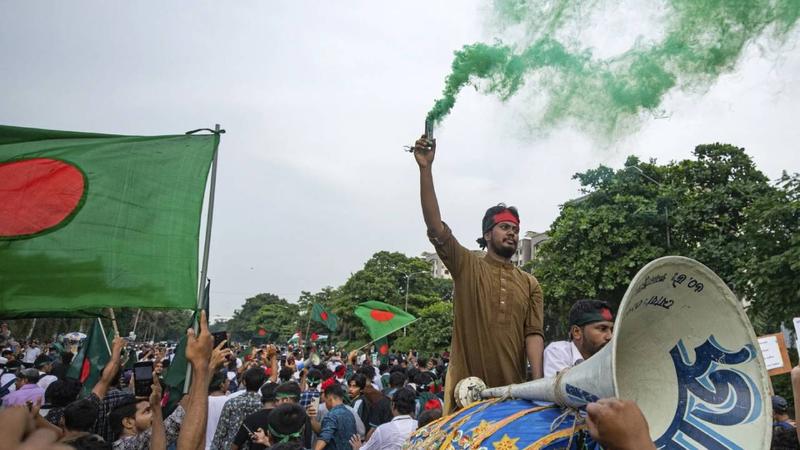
[226,293,298,342]
[534,144,780,340]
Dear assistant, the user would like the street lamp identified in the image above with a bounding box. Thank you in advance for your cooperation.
[398,270,427,336]
[625,165,671,249]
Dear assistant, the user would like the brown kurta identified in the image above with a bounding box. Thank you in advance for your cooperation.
[430,223,544,414]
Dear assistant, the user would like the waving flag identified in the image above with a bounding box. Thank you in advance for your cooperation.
[354,301,416,341]
[311,303,338,332]
[0,125,218,317]
[66,319,111,395]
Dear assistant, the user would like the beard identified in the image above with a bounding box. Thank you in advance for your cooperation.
[490,238,517,258]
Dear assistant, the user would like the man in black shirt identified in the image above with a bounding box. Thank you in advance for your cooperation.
[232,382,278,450]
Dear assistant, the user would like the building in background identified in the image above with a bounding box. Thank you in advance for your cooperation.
[422,231,549,279]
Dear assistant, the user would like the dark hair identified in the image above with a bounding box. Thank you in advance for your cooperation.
[413,371,433,387]
[243,367,267,392]
[417,408,442,427]
[275,381,301,401]
[279,367,295,383]
[109,398,143,439]
[389,371,408,389]
[378,363,389,373]
[64,399,99,431]
[208,369,228,394]
[45,379,83,407]
[348,373,367,390]
[320,368,333,380]
[66,434,111,450]
[416,357,428,369]
[261,382,278,404]
[406,368,419,383]
[477,204,519,248]
[392,387,416,415]
[61,351,74,366]
[306,368,322,384]
[568,299,613,334]
[268,403,307,443]
[324,383,345,399]
[357,365,375,379]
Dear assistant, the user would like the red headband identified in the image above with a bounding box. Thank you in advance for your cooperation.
[493,210,519,227]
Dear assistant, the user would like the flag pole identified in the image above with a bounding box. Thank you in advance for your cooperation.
[304,305,313,347]
[184,124,222,393]
[107,308,120,336]
[131,309,141,336]
[96,318,112,354]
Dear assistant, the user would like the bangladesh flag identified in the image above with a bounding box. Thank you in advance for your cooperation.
[354,301,416,341]
[376,336,390,364]
[163,279,209,405]
[0,125,218,317]
[311,303,338,332]
[66,319,111,396]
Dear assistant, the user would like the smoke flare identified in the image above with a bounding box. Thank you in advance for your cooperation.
[427,0,800,137]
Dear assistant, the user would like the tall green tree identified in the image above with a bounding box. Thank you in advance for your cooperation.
[534,144,781,340]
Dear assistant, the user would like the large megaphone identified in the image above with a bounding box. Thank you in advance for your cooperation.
[458,256,772,449]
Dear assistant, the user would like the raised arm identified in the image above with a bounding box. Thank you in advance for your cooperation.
[414,135,445,239]
[91,335,125,400]
[177,310,213,450]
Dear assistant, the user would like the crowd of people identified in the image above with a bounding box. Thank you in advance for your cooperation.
[0,134,797,449]
[0,313,456,450]
[2,305,798,450]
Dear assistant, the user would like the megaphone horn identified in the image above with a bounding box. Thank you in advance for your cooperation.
[461,256,772,449]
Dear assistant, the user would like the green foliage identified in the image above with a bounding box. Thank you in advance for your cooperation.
[411,301,454,354]
[535,143,798,341]
[226,293,299,342]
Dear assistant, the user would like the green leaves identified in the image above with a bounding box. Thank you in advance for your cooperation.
[534,143,798,340]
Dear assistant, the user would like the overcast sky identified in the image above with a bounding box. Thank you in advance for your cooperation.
[2,1,799,319]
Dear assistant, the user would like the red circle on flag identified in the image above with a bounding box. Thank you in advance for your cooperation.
[320,311,328,321]
[379,344,389,355]
[370,310,395,322]
[258,328,267,336]
[0,158,86,239]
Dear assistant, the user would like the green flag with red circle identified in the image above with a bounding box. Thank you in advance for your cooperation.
[354,300,416,341]
[311,303,338,332]
[0,125,218,317]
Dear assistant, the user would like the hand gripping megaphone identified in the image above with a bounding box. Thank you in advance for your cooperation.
[456,256,772,449]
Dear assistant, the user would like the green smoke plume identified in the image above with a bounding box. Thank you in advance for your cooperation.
[427,0,800,136]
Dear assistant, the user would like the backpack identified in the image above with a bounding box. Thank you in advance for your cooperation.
[0,372,16,399]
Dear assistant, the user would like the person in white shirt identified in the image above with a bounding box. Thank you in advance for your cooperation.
[22,341,41,365]
[543,300,614,377]
[35,356,58,391]
[350,387,417,450]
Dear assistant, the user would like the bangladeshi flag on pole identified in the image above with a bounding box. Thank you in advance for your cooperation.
[375,336,390,364]
[0,125,217,317]
[354,300,416,341]
[66,318,111,396]
[311,303,338,332]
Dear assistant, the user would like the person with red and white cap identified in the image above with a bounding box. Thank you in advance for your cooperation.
[413,135,545,414]
[543,299,615,377]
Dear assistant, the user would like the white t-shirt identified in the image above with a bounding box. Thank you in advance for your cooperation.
[205,390,246,450]
[37,374,58,391]
[360,415,417,450]
[542,340,584,377]
[23,347,41,364]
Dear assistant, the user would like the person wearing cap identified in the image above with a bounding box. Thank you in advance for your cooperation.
[2,367,44,407]
[543,299,615,377]
[413,135,545,414]
[35,354,58,390]
[772,395,796,431]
